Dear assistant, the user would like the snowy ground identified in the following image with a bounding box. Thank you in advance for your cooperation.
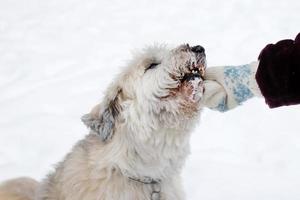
[1,0,300,199]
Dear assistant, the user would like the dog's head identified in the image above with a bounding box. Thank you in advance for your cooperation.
[82,44,206,142]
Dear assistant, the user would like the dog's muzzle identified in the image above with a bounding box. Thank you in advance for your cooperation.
[182,44,206,82]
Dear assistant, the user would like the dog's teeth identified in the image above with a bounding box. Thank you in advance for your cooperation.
[192,70,199,75]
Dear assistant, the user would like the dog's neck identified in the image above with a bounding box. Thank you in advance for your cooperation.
[114,117,196,181]
[87,103,200,182]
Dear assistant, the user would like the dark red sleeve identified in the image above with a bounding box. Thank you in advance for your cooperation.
[255,33,300,108]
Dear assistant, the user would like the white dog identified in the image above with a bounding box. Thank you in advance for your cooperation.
[0,44,206,200]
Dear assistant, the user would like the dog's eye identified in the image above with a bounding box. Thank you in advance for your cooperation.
[145,63,160,72]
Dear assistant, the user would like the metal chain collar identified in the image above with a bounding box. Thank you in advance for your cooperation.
[127,175,162,200]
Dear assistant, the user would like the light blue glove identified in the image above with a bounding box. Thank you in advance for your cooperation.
[202,61,261,112]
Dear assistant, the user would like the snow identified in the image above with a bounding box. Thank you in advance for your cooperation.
[1,0,300,199]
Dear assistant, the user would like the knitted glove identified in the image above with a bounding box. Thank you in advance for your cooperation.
[202,62,261,112]
[256,32,300,108]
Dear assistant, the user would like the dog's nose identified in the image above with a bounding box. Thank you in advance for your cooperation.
[191,45,205,54]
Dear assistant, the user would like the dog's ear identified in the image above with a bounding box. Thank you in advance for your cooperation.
[81,87,122,142]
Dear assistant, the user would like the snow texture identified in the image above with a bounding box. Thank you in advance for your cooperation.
[1,0,300,199]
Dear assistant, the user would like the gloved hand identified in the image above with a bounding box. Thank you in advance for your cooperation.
[256,32,300,108]
[202,62,261,112]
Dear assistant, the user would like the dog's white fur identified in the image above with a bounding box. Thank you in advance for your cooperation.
[0,44,206,200]
[0,177,38,200]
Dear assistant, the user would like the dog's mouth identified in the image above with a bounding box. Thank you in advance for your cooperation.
[179,44,206,83]
[180,54,206,83]
[181,66,204,83]
[177,46,206,103]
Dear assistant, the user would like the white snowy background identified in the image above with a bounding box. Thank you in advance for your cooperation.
[1,0,300,199]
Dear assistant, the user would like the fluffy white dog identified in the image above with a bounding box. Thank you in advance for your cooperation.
[0,44,206,200]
